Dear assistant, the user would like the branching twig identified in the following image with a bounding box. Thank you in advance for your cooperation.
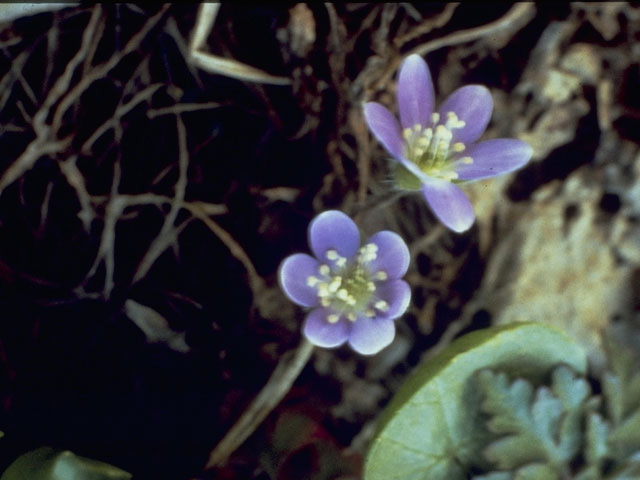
[50,5,170,133]
[59,155,96,231]
[132,115,189,284]
[373,3,536,92]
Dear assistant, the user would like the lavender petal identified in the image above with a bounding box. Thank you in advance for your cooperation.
[365,231,410,280]
[438,85,493,145]
[455,139,533,181]
[348,316,395,355]
[422,179,475,233]
[309,210,360,260]
[278,253,321,307]
[398,54,435,129]
[363,102,405,159]
[303,308,349,348]
[373,279,411,320]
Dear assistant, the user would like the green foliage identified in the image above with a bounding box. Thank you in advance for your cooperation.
[365,324,640,480]
[0,447,131,480]
[474,366,590,477]
[364,323,587,480]
[472,339,640,479]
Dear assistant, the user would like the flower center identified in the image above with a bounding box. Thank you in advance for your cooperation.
[306,244,390,323]
[402,111,474,181]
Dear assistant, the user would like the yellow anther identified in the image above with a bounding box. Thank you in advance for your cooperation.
[328,277,342,293]
[367,281,376,292]
[375,300,389,312]
[365,309,375,317]
[327,314,340,323]
[321,298,331,307]
[413,147,425,158]
[446,111,465,129]
[435,124,453,140]
[417,137,430,148]
[375,271,388,281]
[346,296,357,306]
[347,313,357,321]
[336,289,349,300]
[460,156,474,164]
[319,264,330,276]
[452,142,466,152]
[431,112,440,124]
[307,276,319,287]
[440,171,459,181]
[336,257,347,268]
[413,124,422,132]
[403,128,413,140]
[317,283,330,297]
[326,249,338,260]
[359,243,378,263]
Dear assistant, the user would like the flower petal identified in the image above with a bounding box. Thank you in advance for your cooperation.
[365,231,410,280]
[303,308,349,348]
[455,139,533,181]
[309,210,360,260]
[374,280,411,320]
[363,102,404,159]
[397,54,435,129]
[278,253,321,307]
[348,316,395,355]
[438,85,493,145]
[422,179,475,233]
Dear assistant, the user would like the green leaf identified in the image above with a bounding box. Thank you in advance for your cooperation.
[478,365,590,472]
[584,412,609,467]
[602,340,640,425]
[0,447,131,480]
[602,340,640,458]
[514,463,558,480]
[573,466,600,480]
[364,323,586,480]
[472,472,511,480]
[609,410,640,456]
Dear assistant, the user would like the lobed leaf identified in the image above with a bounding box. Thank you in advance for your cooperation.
[478,365,591,472]
[364,323,586,480]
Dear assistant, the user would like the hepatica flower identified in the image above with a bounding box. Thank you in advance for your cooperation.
[364,54,533,232]
[279,210,410,355]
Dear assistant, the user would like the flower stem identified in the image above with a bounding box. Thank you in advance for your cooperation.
[204,338,315,469]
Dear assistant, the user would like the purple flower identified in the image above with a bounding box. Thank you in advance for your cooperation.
[363,54,533,233]
[278,210,411,355]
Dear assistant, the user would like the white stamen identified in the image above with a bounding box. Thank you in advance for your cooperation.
[319,264,330,276]
[347,313,357,321]
[375,300,389,312]
[365,309,375,317]
[317,283,330,297]
[431,112,440,124]
[375,271,388,281]
[403,128,413,141]
[367,281,376,292]
[413,124,422,132]
[307,276,319,287]
[326,249,338,260]
[452,142,466,152]
[321,298,330,307]
[328,276,342,293]
[327,314,339,323]
[460,156,474,164]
